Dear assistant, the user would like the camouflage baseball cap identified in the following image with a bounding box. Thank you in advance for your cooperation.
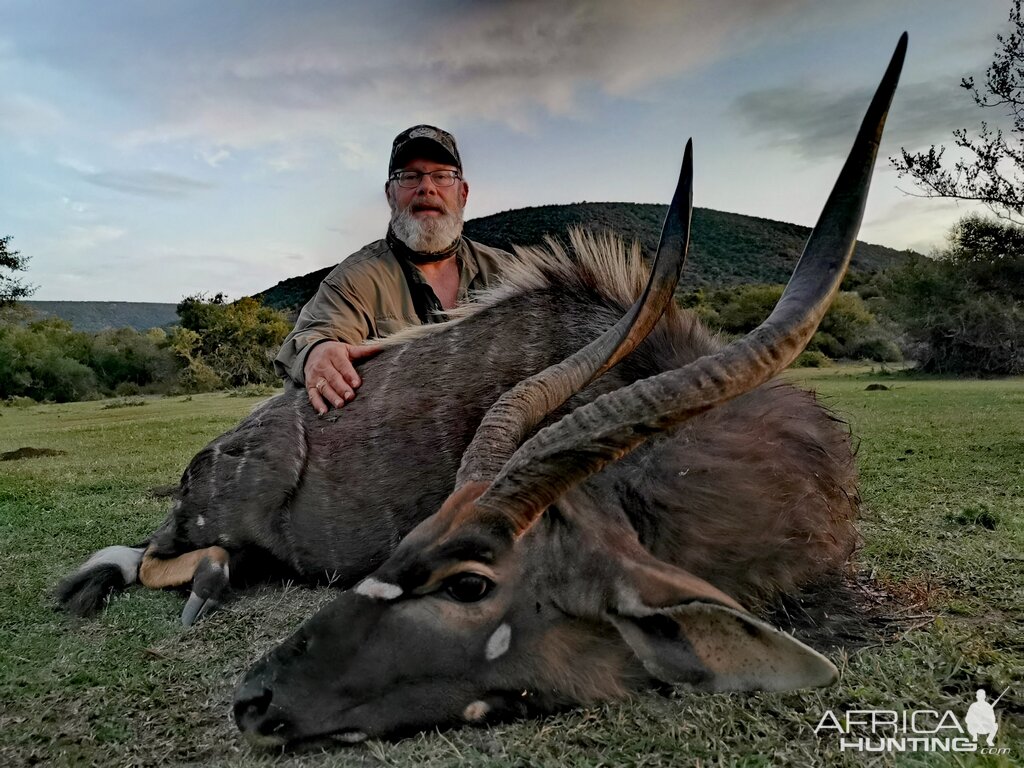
[389,125,462,175]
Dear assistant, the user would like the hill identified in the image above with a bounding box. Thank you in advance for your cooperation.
[256,203,915,313]
[23,301,179,332]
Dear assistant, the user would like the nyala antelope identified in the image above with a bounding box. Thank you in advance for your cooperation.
[59,36,906,746]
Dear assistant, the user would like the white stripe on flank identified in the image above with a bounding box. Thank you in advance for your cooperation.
[354,577,403,601]
[82,546,146,584]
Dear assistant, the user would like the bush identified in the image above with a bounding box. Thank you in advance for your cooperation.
[0,317,99,401]
[89,327,179,392]
[847,337,902,363]
[2,395,36,408]
[114,381,142,397]
[32,353,98,401]
[0,310,184,401]
[683,283,900,362]
[714,284,780,332]
[0,293,290,401]
[174,294,290,388]
[878,216,1024,375]
[226,383,280,398]
[794,350,832,368]
[808,331,844,359]
[179,359,224,393]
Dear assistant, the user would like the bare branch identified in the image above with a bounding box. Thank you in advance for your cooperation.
[892,0,1024,220]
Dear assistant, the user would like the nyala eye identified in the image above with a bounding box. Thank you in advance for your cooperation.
[444,573,494,603]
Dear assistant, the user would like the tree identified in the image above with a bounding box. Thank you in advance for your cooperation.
[0,235,36,307]
[892,0,1024,222]
[684,283,901,363]
[0,317,98,401]
[877,215,1024,375]
[172,293,290,388]
[88,326,179,393]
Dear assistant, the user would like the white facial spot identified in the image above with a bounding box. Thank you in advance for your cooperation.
[485,622,511,661]
[354,577,403,601]
[196,515,205,527]
[463,700,490,722]
[615,583,647,616]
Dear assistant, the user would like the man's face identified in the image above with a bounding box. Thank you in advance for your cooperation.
[386,158,469,254]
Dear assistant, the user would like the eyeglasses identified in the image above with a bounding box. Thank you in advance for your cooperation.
[390,170,461,188]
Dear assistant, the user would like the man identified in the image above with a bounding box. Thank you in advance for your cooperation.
[274,125,510,414]
[965,689,1000,747]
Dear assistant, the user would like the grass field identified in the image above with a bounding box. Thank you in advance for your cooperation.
[1,371,1022,767]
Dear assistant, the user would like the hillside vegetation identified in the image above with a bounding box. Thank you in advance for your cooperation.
[257,203,914,313]
[1,296,288,402]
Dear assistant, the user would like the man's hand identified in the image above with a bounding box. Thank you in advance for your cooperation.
[304,341,383,414]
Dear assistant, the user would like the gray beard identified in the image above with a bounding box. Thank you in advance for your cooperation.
[389,205,464,254]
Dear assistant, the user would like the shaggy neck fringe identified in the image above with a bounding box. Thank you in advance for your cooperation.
[373,228,665,349]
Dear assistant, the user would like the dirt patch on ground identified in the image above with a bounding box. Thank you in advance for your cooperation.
[764,569,936,652]
[1,446,67,461]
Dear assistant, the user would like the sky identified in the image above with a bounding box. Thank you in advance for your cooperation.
[0,0,1015,302]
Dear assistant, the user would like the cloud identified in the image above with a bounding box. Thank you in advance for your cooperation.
[0,92,65,137]
[731,76,994,161]
[7,0,818,149]
[338,141,373,171]
[263,146,311,173]
[196,147,231,167]
[79,169,214,198]
[57,156,98,175]
[61,224,126,252]
[59,157,212,198]
[860,194,987,253]
[60,196,95,218]
[266,247,307,262]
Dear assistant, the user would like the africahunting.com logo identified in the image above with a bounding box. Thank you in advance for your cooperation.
[814,687,1012,754]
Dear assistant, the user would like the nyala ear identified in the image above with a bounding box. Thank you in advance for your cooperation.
[606,557,838,692]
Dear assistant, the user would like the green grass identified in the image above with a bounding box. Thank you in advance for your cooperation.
[1,375,1021,767]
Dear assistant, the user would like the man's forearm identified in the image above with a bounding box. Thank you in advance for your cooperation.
[274,280,371,384]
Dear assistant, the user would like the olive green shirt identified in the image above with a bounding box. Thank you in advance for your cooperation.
[274,237,510,384]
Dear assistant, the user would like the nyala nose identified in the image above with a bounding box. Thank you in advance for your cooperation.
[233,680,274,734]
